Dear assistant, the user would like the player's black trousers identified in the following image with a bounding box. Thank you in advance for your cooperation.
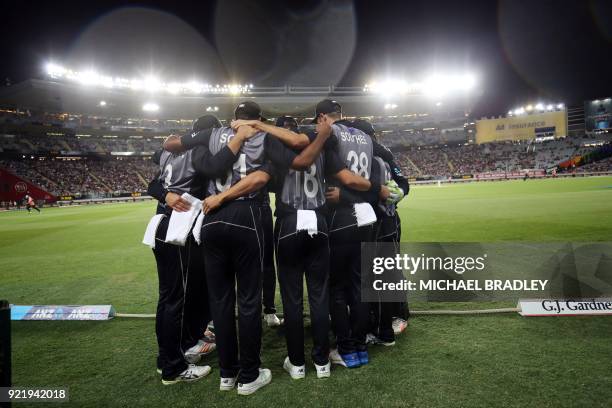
[327,206,375,355]
[388,213,409,320]
[274,212,330,366]
[260,204,277,314]
[201,201,264,384]
[370,214,401,343]
[153,216,209,380]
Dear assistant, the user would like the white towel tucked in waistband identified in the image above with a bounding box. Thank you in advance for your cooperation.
[353,203,377,227]
[142,214,166,249]
[192,211,205,245]
[164,193,202,246]
[296,209,318,237]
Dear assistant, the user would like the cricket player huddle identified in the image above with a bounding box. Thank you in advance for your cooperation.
[143,99,409,395]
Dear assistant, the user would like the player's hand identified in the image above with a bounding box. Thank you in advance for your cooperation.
[315,116,332,138]
[163,134,185,153]
[231,119,260,130]
[325,186,340,203]
[203,194,224,214]
[165,192,191,212]
[379,185,390,201]
[235,124,259,140]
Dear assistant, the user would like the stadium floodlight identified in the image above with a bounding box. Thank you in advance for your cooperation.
[422,75,447,97]
[384,103,398,110]
[514,107,525,115]
[45,62,67,78]
[167,82,182,94]
[227,84,243,95]
[142,102,160,112]
[421,73,477,97]
[78,70,101,86]
[546,104,554,111]
[206,106,219,112]
[42,62,253,96]
[508,110,513,116]
[526,104,533,111]
[557,103,564,109]
[99,101,107,107]
[142,76,163,93]
[435,102,443,107]
[365,79,416,97]
[535,103,544,111]
[186,81,205,94]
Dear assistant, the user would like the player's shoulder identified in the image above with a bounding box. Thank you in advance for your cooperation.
[373,139,393,157]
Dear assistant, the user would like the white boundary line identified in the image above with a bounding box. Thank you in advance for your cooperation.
[115,307,519,318]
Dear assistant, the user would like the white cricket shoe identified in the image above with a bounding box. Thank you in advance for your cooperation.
[161,364,211,385]
[314,361,331,378]
[264,313,282,327]
[237,368,272,395]
[185,339,216,363]
[392,318,408,335]
[220,376,237,391]
[283,357,305,379]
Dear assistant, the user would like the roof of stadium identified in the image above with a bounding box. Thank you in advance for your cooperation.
[0,77,478,120]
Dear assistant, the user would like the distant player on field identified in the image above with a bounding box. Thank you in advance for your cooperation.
[24,193,40,213]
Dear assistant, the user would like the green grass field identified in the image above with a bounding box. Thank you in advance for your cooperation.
[2,177,612,407]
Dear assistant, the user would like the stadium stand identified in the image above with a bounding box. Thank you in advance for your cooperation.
[394,134,611,178]
[0,158,156,197]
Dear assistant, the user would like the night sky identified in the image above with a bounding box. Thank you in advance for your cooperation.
[1,0,611,117]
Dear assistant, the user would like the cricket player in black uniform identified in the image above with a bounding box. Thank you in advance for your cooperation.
[307,100,383,368]
[351,119,410,337]
[228,114,382,379]
[256,121,304,328]
[259,115,304,327]
[146,115,229,385]
[151,114,277,386]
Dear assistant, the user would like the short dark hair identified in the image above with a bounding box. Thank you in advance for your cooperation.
[192,115,222,132]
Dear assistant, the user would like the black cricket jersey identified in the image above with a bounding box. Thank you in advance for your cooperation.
[158,150,206,199]
[325,120,381,206]
[181,126,297,203]
[147,148,207,215]
[330,121,373,180]
[274,132,345,218]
